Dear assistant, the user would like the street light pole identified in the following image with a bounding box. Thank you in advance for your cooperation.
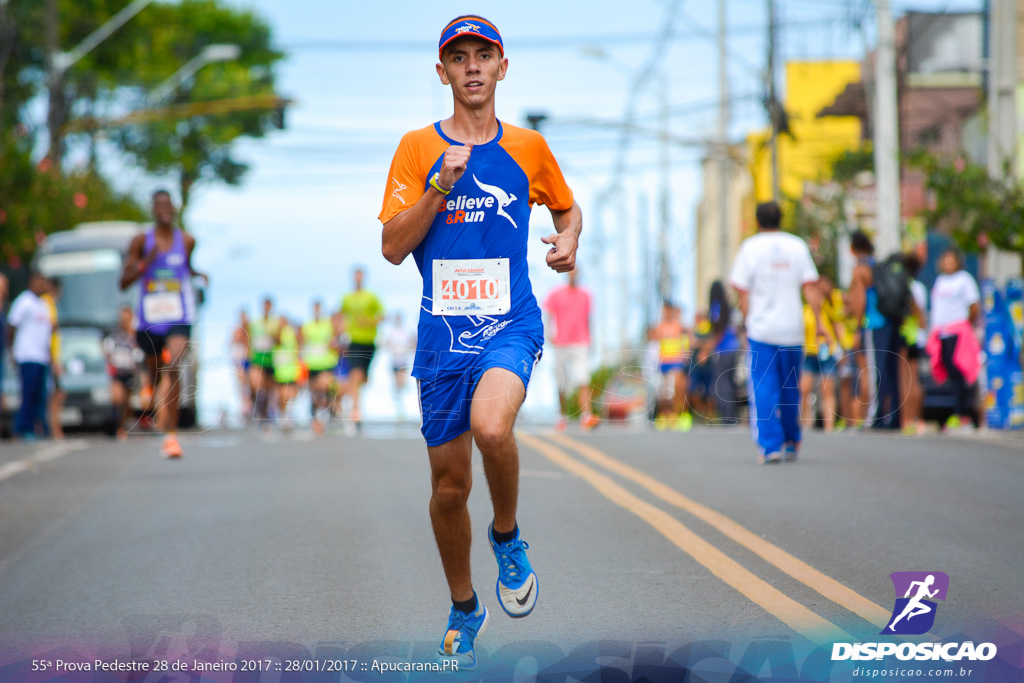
[148,44,242,105]
[46,0,156,164]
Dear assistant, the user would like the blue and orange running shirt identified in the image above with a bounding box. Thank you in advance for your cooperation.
[379,120,574,379]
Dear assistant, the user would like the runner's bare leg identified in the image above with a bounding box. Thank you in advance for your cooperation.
[428,430,475,603]
[471,367,526,535]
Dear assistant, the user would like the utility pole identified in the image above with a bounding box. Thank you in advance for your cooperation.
[767,0,780,201]
[659,71,672,305]
[45,0,66,164]
[986,0,1017,282]
[717,0,731,284]
[639,189,652,333]
[872,0,902,259]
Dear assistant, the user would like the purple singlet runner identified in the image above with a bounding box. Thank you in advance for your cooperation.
[137,228,196,335]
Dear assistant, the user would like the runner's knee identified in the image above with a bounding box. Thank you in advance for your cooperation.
[433,478,471,511]
[471,419,513,454]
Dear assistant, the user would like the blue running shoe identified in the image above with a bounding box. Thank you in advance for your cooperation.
[783,442,799,462]
[488,524,538,618]
[436,600,488,670]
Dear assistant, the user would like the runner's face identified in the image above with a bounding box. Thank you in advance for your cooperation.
[437,38,506,108]
[152,194,175,226]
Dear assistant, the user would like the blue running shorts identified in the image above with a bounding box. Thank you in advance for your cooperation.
[417,332,543,447]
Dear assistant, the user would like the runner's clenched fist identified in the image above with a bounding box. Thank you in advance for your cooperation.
[438,143,473,190]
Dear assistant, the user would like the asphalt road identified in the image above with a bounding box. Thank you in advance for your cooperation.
[1,423,1022,679]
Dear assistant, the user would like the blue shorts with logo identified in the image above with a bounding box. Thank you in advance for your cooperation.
[417,332,543,447]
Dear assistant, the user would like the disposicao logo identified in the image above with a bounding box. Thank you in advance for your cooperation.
[882,571,948,635]
[831,571,998,663]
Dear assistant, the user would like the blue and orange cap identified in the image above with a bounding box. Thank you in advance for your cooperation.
[438,16,503,60]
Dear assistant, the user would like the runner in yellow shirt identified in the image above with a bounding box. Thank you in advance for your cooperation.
[648,301,693,431]
[340,267,384,427]
[273,316,301,432]
[799,275,842,433]
[302,300,339,435]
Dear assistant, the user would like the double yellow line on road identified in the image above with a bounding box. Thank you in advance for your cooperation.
[519,432,891,645]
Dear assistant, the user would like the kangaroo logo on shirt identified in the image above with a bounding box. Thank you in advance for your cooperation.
[473,175,518,229]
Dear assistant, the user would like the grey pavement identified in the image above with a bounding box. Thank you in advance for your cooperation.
[0,423,1021,673]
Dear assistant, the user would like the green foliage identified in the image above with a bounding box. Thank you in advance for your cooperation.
[108,0,285,215]
[0,131,147,267]
[788,185,846,279]
[561,364,618,419]
[830,145,874,185]
[910,151,1024,259]
[0,0,284,260]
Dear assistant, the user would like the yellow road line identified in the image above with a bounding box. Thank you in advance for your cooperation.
[545,432,892,630]
[518,433,851,645]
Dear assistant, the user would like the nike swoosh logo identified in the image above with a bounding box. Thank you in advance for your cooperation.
[515,579,534,606]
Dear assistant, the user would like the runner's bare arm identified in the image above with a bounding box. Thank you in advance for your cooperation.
[383,144,473,265]
[732,287,748,318]
[542,201,582,273]
[119,234,152,291]
[802,281,827,338]
[185,234,209,284]
[849,264,869,321]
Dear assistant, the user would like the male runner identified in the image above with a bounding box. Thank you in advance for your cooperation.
[648,301,693,431]
[272,315,301,432]
[383,312,416,420]
[119,190,205,458]
[379,14,581,669]
[104,305,140,441]
[302,300,339,435]
[544,269,598,430]
[247,297,280,425]
[340,267,384,426]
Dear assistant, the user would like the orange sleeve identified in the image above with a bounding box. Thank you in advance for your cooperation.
[499,124,575,211]
[378,126,447,225]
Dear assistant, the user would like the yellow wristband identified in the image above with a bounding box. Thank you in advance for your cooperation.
[429,172,452,195]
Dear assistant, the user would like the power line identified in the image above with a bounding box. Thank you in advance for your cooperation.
[277,17,853,52]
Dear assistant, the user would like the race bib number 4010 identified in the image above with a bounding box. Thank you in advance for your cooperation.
[432,258,511,316]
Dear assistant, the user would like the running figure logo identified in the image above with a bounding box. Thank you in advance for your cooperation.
[392,177,408,205]
[473,175,518,228]
[881,571,949,635]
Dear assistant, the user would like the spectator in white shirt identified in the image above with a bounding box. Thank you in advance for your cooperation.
[729,202,823,465]
[7,273,53,440]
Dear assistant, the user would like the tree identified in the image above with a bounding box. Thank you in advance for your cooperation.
[0,129,147,267]
[911,151,1024,272]
[108,0,285,218]
[0,0,285,261]
[787,146,874,278]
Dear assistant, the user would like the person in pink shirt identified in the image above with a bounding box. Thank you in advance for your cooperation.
[544,270,598,430]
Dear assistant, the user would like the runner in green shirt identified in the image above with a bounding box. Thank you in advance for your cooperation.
[340,267,384,426]
[273,316,301,432]
[302,299,339,435]
[247,297,281,425]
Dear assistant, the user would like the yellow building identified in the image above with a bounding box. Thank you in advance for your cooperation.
[748,61,863,202]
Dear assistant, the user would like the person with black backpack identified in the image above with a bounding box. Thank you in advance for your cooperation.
[848,230,908,430]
